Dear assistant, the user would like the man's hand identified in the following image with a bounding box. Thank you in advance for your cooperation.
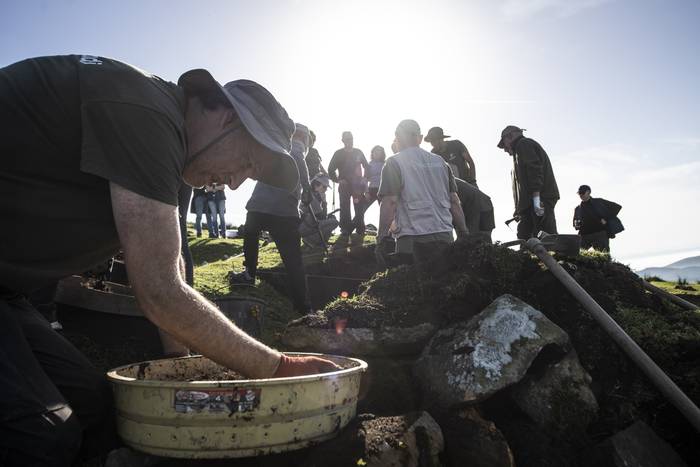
[456,229,470,241]
[532,195,545,217]
[110,183,281,379]
[601,218,607,225]
[273,354,341,378]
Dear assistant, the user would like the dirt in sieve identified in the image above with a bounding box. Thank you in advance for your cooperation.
[134,357,359,382]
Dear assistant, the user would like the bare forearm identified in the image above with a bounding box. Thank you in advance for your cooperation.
[137,281,280,378]
[450,194,468,234]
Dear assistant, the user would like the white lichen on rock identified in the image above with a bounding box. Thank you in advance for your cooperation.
[415,294,571,406]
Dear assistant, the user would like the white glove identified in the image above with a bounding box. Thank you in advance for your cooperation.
[533,195,545,217]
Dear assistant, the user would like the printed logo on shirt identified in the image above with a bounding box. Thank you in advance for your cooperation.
[80,55,103,65]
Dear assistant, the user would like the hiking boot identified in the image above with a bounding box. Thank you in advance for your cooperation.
[229,270,254,285]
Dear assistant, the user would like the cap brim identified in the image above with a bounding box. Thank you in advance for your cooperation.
[497,139,505,148]
[179,70,298,192]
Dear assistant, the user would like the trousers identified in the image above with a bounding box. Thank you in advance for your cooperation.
[242,211,309,313]
[0,296,116,466]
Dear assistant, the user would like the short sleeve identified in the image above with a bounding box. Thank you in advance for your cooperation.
[80,101,186,206]
[378,158,402,197]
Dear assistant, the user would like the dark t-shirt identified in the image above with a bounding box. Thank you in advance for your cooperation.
[432,140,472,182]
[0,55,186,293]
[327,148,367,183]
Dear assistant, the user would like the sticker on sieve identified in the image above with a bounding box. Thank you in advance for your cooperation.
[174,388,261,415]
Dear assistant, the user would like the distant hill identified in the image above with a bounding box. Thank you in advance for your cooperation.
[665,255,700,269]
[637,255,700,281]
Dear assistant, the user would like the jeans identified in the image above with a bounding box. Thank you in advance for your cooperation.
[194,196,212,237]
[208,199,227,237]
[242,211,309,313]
[0,296,117,466]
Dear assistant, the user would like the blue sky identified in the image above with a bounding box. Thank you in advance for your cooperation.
[2,0,699,268]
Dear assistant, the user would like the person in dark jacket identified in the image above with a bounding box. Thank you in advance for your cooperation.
[497,125,559,240]
[573,184,622,252]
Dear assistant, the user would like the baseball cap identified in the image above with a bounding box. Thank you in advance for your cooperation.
[497,125,525,148]
[424,126,450,143]
[178,69,298,192]
[577,184,591,194]
[311,173,331,189]
[396,119,421,137]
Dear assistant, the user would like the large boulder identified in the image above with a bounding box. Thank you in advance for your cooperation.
[585,421,687,467]
[511,350,598,440]
[414,294,571,406]
[438,407,515,467]
[282,318,437,356]
[303,412,444,467]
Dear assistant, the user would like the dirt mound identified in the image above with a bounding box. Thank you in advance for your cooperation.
[289,237,700,463]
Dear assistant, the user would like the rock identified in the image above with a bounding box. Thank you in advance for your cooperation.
[414,294,570,406]
[281,321,437,356]
[511,350,598,440]
[585,421,687,467]
[304,412,444,467]
[438,407,515,467]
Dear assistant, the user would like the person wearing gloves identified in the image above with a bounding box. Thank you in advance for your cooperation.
[497,125,560,240]
[376,120,468,266]
[230,123,313,314]
[0,55,337,466]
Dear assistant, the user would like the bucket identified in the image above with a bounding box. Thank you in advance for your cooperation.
[107,353,367,458]
[213,296,265,338]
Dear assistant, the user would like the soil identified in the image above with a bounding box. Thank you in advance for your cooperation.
[287,237,700,464]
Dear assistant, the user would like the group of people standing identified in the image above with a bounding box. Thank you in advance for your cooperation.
[223,122,624,316]
[190,183,227,238]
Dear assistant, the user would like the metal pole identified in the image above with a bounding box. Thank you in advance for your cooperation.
[642,280,699,311]
[525,238,700,433]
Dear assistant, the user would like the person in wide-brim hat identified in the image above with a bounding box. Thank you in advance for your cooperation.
[0,54,336,464]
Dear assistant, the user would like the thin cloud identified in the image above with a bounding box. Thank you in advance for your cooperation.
[654,137,700,151]
[462,99,537,105]
[500,0,613,20]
